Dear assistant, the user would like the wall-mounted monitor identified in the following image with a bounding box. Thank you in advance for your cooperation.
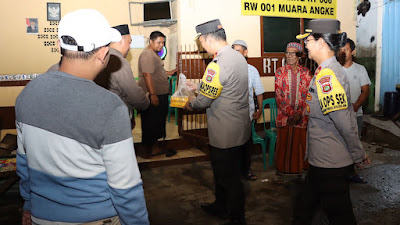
[130,0,177,27]
[144,2,171,22]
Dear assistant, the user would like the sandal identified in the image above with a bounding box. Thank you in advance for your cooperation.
[273,175,284,184]
[246,171,257,181]
[151,150,166,157]
[349,174,367,184]
[165,149,177,157]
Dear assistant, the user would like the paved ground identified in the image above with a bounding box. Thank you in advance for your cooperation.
[1,116,399,224]
[141,141,400,225]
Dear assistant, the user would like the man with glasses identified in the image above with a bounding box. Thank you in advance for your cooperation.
[274,42,311,182]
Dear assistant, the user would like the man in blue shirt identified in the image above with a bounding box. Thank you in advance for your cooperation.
[232,40,265,180]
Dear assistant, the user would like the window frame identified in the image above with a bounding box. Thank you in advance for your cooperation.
[260,17,306,57]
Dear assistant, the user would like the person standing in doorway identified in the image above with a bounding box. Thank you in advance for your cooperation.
[138,31,177,158]
[274,42,311,182]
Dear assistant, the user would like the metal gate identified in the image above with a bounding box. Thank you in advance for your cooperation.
[176,45,212,142]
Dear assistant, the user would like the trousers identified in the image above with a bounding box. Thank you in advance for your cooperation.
[292,164,357,225]
[210,143,246,221]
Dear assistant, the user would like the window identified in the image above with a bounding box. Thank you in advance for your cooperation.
[262,17,310,53]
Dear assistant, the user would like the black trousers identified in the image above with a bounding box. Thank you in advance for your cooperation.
[292,164,357,225]
[210,144,246,221]
[141,94,169,145]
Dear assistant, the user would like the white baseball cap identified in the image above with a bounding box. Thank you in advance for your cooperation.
[58,9,121,52]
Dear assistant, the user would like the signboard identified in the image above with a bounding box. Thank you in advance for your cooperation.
[248,54,286,76]
[241,0,337,19]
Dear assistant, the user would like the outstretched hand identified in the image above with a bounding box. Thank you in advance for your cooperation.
[185,81,198,92]
[183,101,193,111]
[22,210,31,225]
[356,154,371,169]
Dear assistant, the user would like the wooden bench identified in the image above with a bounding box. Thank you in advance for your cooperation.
[0,107,18,196]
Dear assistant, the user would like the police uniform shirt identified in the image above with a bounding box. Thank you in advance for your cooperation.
[306,56,365,168]
[190,45,250,149]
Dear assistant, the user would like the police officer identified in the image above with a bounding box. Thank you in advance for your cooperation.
[293,19,370,225]
[183,19,250,225]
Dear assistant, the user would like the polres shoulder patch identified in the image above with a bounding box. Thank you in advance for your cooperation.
[205,67,216,83]
[317,75,333,94]
[200,62,223,99]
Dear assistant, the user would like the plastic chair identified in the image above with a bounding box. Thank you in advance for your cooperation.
[167,75,178,125]
[251,120,268,170]
[262,98,278,167]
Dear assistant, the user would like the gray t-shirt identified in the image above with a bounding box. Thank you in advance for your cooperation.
[342,62,371,117]
[137,47,169,95]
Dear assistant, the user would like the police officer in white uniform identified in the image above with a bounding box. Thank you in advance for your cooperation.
[293,19,371,225]
[184,19,250,225]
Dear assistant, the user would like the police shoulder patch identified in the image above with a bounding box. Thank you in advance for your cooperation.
[199,62,223,99]
[315,68,348,115]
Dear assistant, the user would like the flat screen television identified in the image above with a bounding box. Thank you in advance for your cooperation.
[144,2,171,22]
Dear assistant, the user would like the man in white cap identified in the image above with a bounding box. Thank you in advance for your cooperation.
[232,39,265,180]
[16,9,149,225]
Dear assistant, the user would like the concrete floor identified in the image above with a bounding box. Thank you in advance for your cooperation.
[141,141,400,225]
[1,116,400,225]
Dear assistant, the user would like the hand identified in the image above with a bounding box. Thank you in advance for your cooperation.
[150,95,159,106]
[183,101,193,111]
[185,81,198,92]
[287,117,295,126]
[22,210,31,225]
[355,154,371,169]
[293,112,302,124]
[353,103,360,112]
[167,68,178,76]
[252,110,262,120]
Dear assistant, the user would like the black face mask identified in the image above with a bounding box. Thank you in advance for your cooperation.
[337,52,346,66]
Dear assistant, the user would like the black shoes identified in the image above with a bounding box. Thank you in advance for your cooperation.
[201,203,246,225]
[201,203,229,219]
[222,220,246,225]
